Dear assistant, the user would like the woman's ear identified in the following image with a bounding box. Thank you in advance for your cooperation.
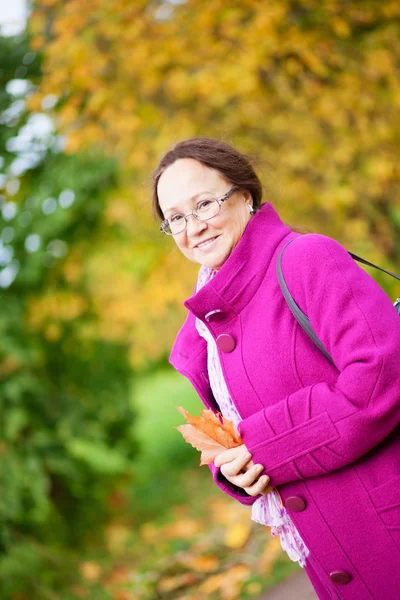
[241,189,254,213]
[241,189,252,203]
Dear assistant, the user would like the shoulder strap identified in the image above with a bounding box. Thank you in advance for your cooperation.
[348,252,400,281]
[277,237,400,364]
[276,238,334,363]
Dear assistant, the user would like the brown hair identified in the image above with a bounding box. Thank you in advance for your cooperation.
[152,137,264,220]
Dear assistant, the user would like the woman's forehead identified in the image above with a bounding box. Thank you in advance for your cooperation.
[158,158,226,207]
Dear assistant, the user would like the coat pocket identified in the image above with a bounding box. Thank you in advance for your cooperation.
[369,474,400,552]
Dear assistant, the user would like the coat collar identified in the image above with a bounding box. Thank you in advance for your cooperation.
[170,202,291,373]
[184,202,291,320]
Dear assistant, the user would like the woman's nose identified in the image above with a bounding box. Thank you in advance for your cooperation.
[186,215,207,237]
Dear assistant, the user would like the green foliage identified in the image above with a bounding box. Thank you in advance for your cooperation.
[0,33,41,170]
[0,32,137,599]
[131,368,202,519]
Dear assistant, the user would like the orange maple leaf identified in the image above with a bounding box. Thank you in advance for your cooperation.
[176,406,242,465]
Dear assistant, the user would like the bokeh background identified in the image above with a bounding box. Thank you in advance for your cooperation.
[1,1,399,598]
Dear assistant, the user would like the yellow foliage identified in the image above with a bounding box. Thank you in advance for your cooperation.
[258,534,284,575]
[79,561,102,583]
[157,573,198,594]
[63,257,83,285]
[162,517,203,540]
[178,554,220,574]
[224,522,252,549]
[28,0,400,366]
[139,522,159,544]
[0,356,21,377]
[105,523,130,554]
[210,496,252,527]
[45,323,62,342]
[27,292,88,327]
[198,564,251,599]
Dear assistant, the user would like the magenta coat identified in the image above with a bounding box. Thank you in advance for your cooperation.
[170,203,400,599]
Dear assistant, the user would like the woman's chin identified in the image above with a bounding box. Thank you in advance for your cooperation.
[188,239,232,270]
[197,252,228,271]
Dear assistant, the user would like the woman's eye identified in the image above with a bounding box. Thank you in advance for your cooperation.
[170,214,184,223]
[198,200,213,210]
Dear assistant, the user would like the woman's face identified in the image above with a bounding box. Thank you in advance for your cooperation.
[157,158,253,270]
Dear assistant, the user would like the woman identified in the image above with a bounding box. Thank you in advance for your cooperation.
[152,137,400,599]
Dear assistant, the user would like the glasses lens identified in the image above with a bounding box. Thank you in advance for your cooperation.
[195,199,220,221]
[169,217,186,235]
[162,198,222,235]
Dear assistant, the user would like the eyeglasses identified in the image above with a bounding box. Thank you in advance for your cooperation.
[160,187,240,235]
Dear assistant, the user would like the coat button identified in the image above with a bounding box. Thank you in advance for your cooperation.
[285,496,307,512]
[216,334,236,353]
[329,571,351,585]
[205,309,224,322]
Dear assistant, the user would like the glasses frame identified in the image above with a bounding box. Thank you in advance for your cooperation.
[159,186,240,235]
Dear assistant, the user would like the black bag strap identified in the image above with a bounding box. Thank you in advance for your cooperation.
[347,252,400,282]
[276,238,334,363]
[276,237,400,365]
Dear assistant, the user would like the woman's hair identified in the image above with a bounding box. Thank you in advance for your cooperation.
[152,137,263,220]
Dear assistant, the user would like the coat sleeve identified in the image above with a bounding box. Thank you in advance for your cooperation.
[238,234,400,487]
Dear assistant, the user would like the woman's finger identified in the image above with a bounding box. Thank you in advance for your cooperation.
[244,475,271,497]
[240,457,255,471]
[214,445,250,467]
[226,463,265,488]
[220,452,253,478]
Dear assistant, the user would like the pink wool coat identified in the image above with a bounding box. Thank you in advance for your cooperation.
[170,203,400,599]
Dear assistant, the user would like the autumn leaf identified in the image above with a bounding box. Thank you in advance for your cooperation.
[176,406,242,465]
[178,554,220,573]
[157,572,199,594]
[224,522,252,549]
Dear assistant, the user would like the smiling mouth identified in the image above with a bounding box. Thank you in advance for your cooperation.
[195,236,220,249]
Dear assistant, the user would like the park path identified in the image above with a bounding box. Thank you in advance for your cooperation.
[257,570,317,600]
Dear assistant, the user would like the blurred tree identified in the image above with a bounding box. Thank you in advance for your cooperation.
[29,0,400,363]
[0,33,137,599]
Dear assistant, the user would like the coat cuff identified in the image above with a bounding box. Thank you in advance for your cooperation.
[238,409,339,486]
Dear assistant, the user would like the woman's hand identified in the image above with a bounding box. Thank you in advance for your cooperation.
[214,444,273,496]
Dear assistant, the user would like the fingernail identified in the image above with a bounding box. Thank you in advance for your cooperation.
[256,464,263,471]
[261,475,269,483]
[245,453,251,461]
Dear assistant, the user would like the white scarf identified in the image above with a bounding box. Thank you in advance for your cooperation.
[195,265,309,567]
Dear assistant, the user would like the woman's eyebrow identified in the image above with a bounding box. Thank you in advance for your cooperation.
[165,191,214,215]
